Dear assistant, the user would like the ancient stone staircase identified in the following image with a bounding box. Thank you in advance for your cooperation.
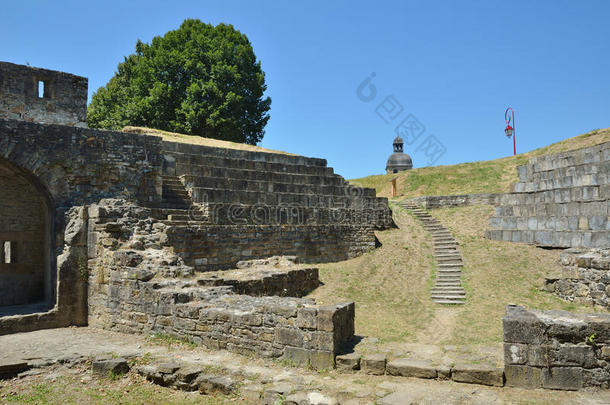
[401,202,466,304]
[150,175,206,224]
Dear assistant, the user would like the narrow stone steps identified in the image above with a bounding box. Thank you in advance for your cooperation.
[400,201,467,305]
[431,288,466,293]
[432,299,465,305]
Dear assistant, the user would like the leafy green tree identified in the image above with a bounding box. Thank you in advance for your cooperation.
[87,19,271,145]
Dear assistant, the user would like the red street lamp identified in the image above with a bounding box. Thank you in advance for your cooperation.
[505,107,516,156]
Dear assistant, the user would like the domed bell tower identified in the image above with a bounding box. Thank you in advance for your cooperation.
[385,136,413,173]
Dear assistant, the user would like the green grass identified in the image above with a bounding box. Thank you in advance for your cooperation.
[0,376,237,405]
[351,128,610,199]
[308,204,608,348]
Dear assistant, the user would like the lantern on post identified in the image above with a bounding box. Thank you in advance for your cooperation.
[504,107,516,156]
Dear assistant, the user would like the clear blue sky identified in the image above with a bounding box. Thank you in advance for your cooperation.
[2,1,609,179]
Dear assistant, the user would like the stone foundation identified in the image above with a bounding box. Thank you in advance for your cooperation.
[86,200,355,368]
[544,248,610,307]
[503,305,610,390]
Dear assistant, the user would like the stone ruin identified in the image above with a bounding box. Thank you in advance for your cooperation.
[0,61,393,368]
[2,61,610,392]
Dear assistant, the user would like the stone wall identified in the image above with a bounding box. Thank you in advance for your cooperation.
[86,200,354,369]
[407,193,499,209]
[503,305,610,390]
[0,62,87,127]
[544,248,610,307]
[0,119,164,208]
[486,142,609,248]
[0,64,390,341]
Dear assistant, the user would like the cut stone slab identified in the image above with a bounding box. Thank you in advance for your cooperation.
[195,374,236,395]
[504,365,542,388]
[386,358,437,379]
[91,358,130,376]
[452,363,504,387]
[336,352,361,372]
[361,353,386,375]
[542,367,583,391]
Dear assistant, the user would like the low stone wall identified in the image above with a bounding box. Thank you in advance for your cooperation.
[407,193,499,209]
[486,142,610,248]
[503,305,610,390]
[544,248,610,307]
[166,223,376,271]
[196,265,320,297]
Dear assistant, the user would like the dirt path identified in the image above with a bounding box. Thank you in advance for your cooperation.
[415,306,460,344]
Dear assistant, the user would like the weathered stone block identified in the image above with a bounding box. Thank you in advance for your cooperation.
[283,347,310,366]
[504,342,528,365]
[91,358,130,376]
[504,365,542,388]
[309,350,335,370]
[296,307,317,329]
[335,352,360,372]
[361,354,386,375]
[451,364,504,387]
[275,327,304,347]
[386,358,437,379]
[541,367,583,390]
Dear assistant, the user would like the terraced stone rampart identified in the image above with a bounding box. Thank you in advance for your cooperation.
[486,142,609,248]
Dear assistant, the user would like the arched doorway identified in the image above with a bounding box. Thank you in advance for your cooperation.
[0,159,53,308]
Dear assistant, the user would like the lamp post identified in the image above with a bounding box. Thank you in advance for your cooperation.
[505,107,516,156]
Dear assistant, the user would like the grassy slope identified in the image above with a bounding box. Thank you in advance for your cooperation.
[122,126,295,156]
[308,203,437,343]
[309,204,607,347]
[351,128,610,199]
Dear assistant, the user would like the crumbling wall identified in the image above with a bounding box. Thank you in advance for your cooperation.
[544,248,610,307]
[503,305,610,390]
[486,142,609,248]
[87,200,354,369]
[0,62,88,127]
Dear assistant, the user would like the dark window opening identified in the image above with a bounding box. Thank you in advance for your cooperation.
[393,169,398,174]
[38,81,45,98]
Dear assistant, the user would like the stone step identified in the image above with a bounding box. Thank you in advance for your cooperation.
[433,299,465,305]
[438,264,463,269]
[435,250,458,255]
[436,270,462,277]
[432,237,455,243]
[436,258,462,263]
[431,293,466,299]
[183,175,376,197]
[177,167,347,186]
[435,243,458,248]
[171,152,332,177]
[437,260,463,266]
[436,275,462,280]
[434,283,463,288]
[431,288,465,293]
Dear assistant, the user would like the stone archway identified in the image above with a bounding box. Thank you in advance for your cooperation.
[0,158,53,308]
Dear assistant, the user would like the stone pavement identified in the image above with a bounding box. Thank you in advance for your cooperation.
[1,327,610,404]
